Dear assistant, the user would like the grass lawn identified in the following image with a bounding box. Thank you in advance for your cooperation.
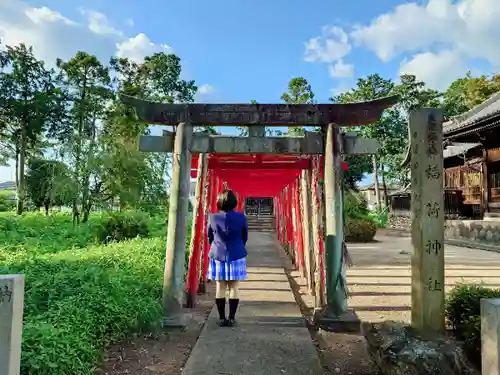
[0,212,187,375]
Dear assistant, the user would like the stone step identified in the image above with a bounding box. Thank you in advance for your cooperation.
[484,212,500,221]
[246,215,275,232]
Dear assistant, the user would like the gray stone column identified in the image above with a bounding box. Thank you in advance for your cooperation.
[0,274,24,375]
[409,108,445,333]
[481,298,500,375]
[163,121,193,325]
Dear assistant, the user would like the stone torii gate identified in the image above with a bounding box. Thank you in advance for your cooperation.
[121,95,410,329]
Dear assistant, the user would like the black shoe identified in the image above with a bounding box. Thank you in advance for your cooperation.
[217,318,229,327]
[227,318,237,327]
[228,299,240,322]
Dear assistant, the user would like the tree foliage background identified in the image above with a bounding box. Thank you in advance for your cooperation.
[1,39,499,219]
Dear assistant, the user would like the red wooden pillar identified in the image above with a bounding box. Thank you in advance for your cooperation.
[198,168,212,294]
[276,192,282,243]
[293,177,305,276]
[285,184,295,262]
[311,155,325,307]
[185,154,207,307]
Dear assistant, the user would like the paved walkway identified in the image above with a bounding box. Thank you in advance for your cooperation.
[181,232,322,375]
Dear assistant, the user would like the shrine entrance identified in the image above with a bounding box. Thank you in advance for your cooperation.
[245,197,273,217]
[121,94,447,334]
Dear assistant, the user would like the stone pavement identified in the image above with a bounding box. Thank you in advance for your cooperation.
[181,232,323,375]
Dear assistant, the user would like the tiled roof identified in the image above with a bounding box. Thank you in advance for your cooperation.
[443,142,481,159]
[443,91,500,134]
[358,183,401,191]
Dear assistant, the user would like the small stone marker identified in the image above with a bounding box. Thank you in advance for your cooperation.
[481,298,500,375]
[0,275,24,375]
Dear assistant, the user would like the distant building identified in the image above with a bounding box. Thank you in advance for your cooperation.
[358,183,401,211]
[0,181,16,191]
[0,181,17,202]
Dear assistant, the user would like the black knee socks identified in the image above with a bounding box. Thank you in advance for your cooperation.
[229,299,239,319]
[215,298,226,320]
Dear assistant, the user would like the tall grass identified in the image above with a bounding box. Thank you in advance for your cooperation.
[0,212,186,375]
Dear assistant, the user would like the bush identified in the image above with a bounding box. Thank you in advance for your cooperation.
[344,217,377,242]
[0,190,16,212]
[445,283,500,366]
[344,191,369,218]
[0,212,174,374]
[97,211,150,244]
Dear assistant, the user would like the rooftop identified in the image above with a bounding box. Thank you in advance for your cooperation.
[443,91,500,135]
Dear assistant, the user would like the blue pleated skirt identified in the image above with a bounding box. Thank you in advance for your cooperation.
[207,257,247,281]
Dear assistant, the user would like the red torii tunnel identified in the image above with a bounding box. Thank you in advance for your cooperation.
[185,153,348,308]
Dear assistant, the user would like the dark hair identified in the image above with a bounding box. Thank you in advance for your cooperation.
[216,189,238,212]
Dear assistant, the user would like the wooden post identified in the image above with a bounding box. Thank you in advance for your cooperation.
[290,180,299,268]
[372,154,381,211]
[293,179,306,277]
[300,169,315,295]
[185,153,207,307]
[0,275,24,375]
[311,156,324,308]
[199,168,212,294]
[317,124,359,331]
[410,108,445,333]
[482,149,490,215]
[163,121,193,325]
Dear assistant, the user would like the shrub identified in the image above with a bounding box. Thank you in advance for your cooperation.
[445,283,500,366]
[0,190,16,212]
[344,217,377,242]
[0,212,175,374]
[97,211,150,244]
[344,191,369,218]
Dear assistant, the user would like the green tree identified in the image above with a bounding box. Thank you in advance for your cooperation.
[102,53,198,213]
[25,158,75,215]
[331,74,395,190]
[57,51,113,223]
[0,43,59,214]
[280,77,315,136]
[442,72,500,118]
[143,53,197,103]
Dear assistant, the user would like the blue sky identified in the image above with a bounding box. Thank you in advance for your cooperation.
[1,0,499,183]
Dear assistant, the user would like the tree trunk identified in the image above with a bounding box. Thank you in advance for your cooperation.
[381,163,389,207]
[16,137,26,215]
[372,154,381,212]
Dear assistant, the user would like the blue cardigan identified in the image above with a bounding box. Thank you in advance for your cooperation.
[207,211,248,262]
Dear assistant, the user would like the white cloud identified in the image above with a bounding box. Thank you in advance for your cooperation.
[350,0,500,70]
[399,50,467,91]
[79,9,123,37]
[304,26,351,63]
[116,33,172,63]
[305,0,500,91]
[329,83,352,98]
[328,59,354,78]
[197,84,214,95]
[195,84,216,102]
[0,0,173,66]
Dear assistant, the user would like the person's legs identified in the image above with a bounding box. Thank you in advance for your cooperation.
[215,280,228,325]
[227,281,240,324]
